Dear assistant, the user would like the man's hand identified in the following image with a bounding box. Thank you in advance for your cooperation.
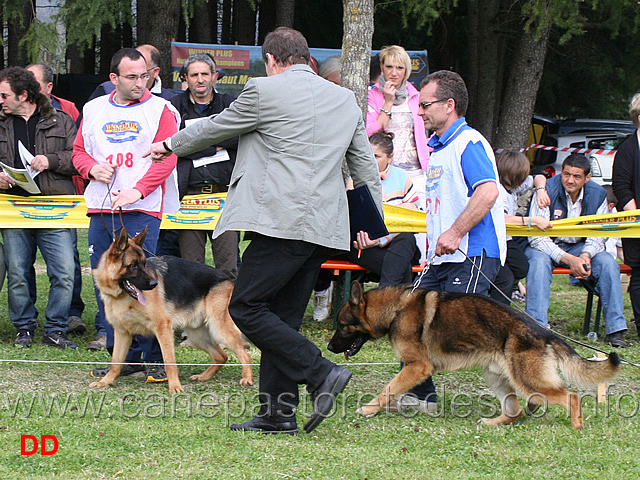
[90,163,115,184]
[30,155,50,172]
[111,189,142,210]
[0,173,14,189]
[435,228,463,256]
[143,141,171,163]
[353,231,380,250]
[562,252,591,279]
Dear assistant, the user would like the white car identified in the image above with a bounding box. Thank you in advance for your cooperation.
[531,126,634,186]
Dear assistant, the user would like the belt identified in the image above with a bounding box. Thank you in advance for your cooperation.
[187,184,222,194]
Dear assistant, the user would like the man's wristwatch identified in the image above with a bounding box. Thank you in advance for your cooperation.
[162,139,173,153]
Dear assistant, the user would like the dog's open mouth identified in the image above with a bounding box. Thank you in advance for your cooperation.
[345,337,366,360]
[123,280,147,305]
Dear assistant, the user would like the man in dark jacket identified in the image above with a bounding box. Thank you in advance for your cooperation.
[170,53,239,278]
[0,66,78,349]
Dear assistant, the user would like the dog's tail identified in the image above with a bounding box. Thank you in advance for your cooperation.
[555,341,621,386]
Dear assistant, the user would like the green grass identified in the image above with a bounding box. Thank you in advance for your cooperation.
[0,230,639,479]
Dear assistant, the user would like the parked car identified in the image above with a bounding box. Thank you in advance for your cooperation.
[530,119,636,186]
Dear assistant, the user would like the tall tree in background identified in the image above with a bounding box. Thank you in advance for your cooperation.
[137,0,181,85]
[341,0,374,117]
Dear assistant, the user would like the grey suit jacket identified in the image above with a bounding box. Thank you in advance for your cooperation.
[170,64,382,251]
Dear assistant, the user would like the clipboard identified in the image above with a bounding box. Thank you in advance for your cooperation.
[347,185,388,241]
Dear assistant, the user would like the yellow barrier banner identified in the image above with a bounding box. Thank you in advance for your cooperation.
[384,203,640,238]
[0,193,226,230]
[2,193,639,238]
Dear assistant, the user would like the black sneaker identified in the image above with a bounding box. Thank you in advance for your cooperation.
[14,330,34,348]
[145,363,168,383]
[90,364,145,379]
[42,330,78,349]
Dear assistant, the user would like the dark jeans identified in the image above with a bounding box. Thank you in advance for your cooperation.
[228,234,335,420]
[628,266,640,330]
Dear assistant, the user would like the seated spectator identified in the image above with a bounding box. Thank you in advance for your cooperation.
[350,131,420,286]
[319,56,342,85]
[524,153,628,347]
[490,150,551,305]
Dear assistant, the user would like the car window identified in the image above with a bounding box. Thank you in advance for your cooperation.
[587,138,621,149]
[569,141,585,148]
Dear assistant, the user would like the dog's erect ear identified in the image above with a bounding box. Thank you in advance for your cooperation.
[115,227,129,253]
[133,225,148,247]
[349,280,364,306]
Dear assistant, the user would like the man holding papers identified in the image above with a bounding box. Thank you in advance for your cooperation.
[0,66,78,348]
[170,53,239,278]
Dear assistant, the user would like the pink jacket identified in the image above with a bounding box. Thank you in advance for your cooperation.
[366,82,430,171]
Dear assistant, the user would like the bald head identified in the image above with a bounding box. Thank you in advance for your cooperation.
[136,44,161,89]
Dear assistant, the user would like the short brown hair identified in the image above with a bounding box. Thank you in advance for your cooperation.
[262,27,309,67]
[420,70,468,117]
[496,150,530,190]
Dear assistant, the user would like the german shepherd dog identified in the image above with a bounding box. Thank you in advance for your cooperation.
[328,281,621,429]
[90,227,253,394]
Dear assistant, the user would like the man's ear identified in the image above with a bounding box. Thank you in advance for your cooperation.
[109,72,118,87]
[586,172,592,181]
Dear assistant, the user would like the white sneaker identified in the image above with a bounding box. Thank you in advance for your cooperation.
[386,393,437,414]
[312,282,334,322]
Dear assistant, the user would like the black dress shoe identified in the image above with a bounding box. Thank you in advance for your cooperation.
[304,365,352,433]
[605,330,628,348]
[230,415,298,435]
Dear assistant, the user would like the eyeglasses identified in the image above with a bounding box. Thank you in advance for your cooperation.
[118,73,151,82]
[147,66,159,74]
[419,98,449,109]
[0,93,12,99]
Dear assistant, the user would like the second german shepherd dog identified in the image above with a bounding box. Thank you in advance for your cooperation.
[90,227,253,393]
[328,281,620,429]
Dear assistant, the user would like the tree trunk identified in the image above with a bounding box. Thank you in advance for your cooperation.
[276,0,296,27]
[495,21,552,149]
[258,0,277,44]
[189,1,217,44]
[221,0,233,44]
[137,0,181,86]
[233,0,258,45]
[8,0,34,66]
[66,40,96,74]
[469,0,501,143]
[341,0,374,119]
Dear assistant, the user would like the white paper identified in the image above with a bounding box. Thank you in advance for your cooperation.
[0,159,41,194]
[18,140,40,178]
[192,149,230,168]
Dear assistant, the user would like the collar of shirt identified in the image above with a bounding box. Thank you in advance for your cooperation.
[427,117,468,152]
[109,89,153,106]
[564,187,584,219]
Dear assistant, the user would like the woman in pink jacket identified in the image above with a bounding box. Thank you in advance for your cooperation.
[367,45,430,208]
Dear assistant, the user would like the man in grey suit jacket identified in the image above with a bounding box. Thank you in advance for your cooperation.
[148,27,382,434]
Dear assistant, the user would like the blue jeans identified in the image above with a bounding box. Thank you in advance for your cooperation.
[88,213,163,363]
[525,242,627,334]
[1,228,74,333]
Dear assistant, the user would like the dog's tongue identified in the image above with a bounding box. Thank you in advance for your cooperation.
[135,286,147,305]
[344,352,350,361]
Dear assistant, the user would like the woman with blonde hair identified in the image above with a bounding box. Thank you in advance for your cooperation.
[367,45,430,208]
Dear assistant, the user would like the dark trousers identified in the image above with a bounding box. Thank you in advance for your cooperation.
[178,229,239,280]
[629,266,640,329]
[489,239,529,305]
[228,234,335,420]
[348,232,419,287]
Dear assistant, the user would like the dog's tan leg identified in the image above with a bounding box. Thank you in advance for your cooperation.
[89,329,133,389]
[480,367,523,426]
[227,339,253,386]
[356,361,433,417]
[190,345,226,382]
[153,316,184,394]
[542,389,583,429]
